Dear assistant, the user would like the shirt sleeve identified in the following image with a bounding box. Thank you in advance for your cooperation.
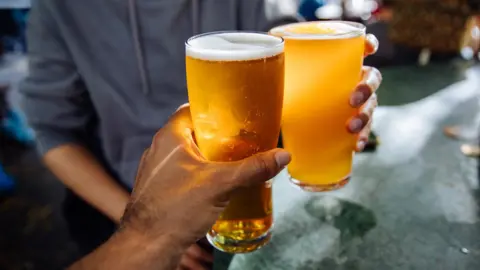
[19,0,94,156]
[239,0,301,31]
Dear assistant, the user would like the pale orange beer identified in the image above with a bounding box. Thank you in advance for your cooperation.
[270,21,366,191]
[185,32,284,253]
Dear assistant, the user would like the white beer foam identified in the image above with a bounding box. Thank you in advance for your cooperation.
[270,21,365,40]
[186,32,284,61]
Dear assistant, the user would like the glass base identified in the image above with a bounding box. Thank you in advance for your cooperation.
[289,174,351,192]
[206,228,272,254]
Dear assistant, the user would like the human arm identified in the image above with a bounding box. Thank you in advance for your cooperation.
[68,228,186,270]
[20,1,129,223]
[69,105,291,270]
[43,145,130,223]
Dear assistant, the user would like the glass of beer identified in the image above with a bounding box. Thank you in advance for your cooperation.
[185,32,284,253]
[270,21,366,191]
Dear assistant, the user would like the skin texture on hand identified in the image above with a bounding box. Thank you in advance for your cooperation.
[122,106,290,244]
[70,106,291,270]
[121,105,291,268]
[69,227,186,270]
[178,239,214,270]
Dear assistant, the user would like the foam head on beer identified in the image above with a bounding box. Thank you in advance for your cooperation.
[270,21,363,39]
[186,32,284,61]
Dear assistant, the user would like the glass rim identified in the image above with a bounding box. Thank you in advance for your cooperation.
[185,31,284,50]
[270,21,366,40]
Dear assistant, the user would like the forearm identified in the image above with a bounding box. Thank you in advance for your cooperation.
[69,228,186,270]
[44,144,130,223]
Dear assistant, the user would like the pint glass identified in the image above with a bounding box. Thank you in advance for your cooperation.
[185,32,284,253]
[270,21,366,191]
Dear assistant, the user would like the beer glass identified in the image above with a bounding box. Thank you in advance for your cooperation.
[270,21,366,191]
[185,32,284,253]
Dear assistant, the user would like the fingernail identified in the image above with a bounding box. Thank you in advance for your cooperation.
[350,91,365,107]
[349,118,364,133]
[275,150,291,168]
[357,140,366,151]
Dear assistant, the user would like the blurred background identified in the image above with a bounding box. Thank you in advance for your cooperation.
[1,0,479,269]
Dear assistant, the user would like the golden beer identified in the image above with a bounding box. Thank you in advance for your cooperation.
[270,21,365,191]
[185,32,284,253]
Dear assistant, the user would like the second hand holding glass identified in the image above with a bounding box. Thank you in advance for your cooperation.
[270,21,367,192]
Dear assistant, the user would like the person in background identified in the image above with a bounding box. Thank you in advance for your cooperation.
[20,1,380,269]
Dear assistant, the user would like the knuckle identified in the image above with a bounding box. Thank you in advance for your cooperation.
[253,155,274,180]
[366,71,379,85]
[134,148,150,182]
[363,121,372,133]
[367,34,379,47]
[362,66,373,75]
[360,101,372,114]
[372,67,382,81]
[364,65,373,72]
[189,249,201,259]
[360,127,369,135]
[152,130,164,146]
[176,103,190,112]
[366,100,375,114]
[359,112,371,124]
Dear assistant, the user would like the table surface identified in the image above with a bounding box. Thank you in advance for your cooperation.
[215,61,480,270]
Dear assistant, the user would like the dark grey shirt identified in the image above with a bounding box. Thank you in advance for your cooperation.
[20,0,298,188]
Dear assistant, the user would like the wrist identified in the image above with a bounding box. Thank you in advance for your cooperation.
[69,225,191,270]
[116,225,190,254]
[120,202,196,250]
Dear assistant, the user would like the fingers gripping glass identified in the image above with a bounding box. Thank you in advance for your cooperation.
[270,21,366,192]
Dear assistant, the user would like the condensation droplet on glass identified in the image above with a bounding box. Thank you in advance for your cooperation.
[460,247,469,254]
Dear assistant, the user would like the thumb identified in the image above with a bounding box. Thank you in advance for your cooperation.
[222,149,291,192]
